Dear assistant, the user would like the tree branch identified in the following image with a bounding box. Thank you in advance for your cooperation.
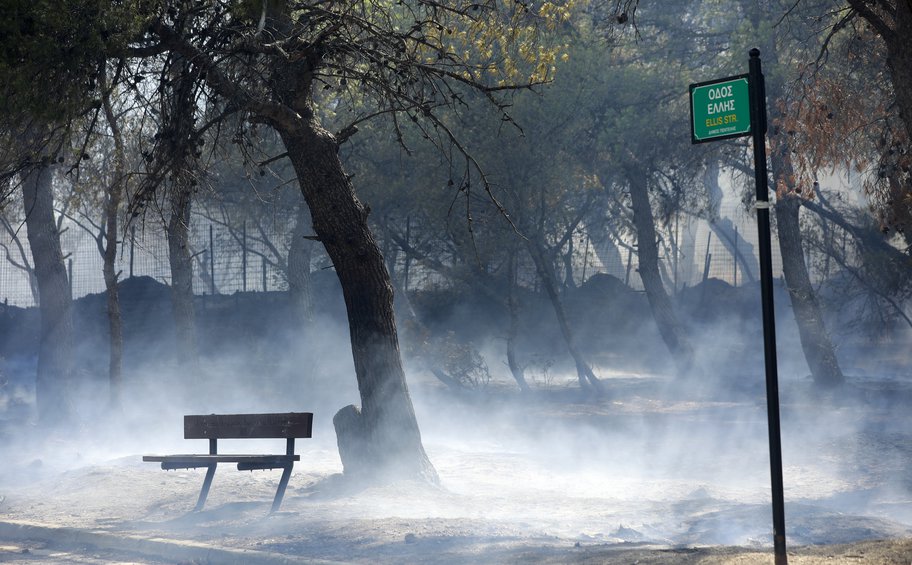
[149,21,304,130]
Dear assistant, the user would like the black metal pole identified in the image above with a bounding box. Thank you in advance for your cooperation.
[242,220,247,293]
[129,225,135,278]
[749,47,788,565]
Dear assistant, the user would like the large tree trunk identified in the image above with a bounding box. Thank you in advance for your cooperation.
[526,237,605,395]
[884,32,912,247]
[626,168,695,374]
[773,194,844,386]
[280,121,437,484]
[22,164,74,426]
[882,20,912,248]
[167,182,198,367]
[868,2,912,146]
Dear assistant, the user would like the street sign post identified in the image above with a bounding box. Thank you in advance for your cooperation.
[690,50,788,565]
[689,75,751,143]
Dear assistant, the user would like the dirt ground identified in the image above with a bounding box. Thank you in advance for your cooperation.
[1,536,912,564]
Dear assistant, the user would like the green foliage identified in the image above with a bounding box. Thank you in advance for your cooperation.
[0,0,140,124]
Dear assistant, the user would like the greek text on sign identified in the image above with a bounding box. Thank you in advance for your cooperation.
[689,75,751,143]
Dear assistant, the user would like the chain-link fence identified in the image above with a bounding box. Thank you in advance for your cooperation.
[0,208,801,308]
[0,214,297,307]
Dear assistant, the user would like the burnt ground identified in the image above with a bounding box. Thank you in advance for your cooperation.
[1,272,911,563]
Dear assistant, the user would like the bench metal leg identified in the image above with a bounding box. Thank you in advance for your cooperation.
[194,464,217,511]
[270,464,293,513]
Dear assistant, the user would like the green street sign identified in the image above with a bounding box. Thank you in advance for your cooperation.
[689,74,751,143]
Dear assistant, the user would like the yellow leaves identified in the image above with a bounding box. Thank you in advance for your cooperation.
[518,41,534,63]
[398,0,575,87]
[536,0,575,29]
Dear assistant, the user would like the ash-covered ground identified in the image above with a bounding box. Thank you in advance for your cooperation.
[1,370,912,564]
[1,274,911,563]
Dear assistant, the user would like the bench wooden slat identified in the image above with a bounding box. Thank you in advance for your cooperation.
[143,454,300,463]
[184,412,313,439]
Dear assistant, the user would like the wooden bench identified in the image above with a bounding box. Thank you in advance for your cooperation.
[143,412,313,513]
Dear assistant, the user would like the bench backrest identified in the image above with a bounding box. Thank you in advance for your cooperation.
[184,413,313,439]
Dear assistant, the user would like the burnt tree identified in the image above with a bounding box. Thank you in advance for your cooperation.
[140,0,565,481]
[99,69,127,406]
[625,165,695,375]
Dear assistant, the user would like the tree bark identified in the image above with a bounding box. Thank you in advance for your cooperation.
[22,164,74,426]
[774,194,844,386]
[280,121,438,484]
[626,167,695,375]
[287,200,315,323]
[871,2,912,144]
[101,75,125,408]
[167,182,198,368]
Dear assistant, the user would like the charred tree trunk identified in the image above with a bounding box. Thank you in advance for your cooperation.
[773,194,844,386]
[287,200,315,324]
[280,121,437,484]
[526,237,605,395]
[167,182,198,368]
[101,76,125,408]
[22,164,74,426]
[103,212,124,407]
[626,168,695,375]
[770,150,845,387]
[885,38,912,148]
